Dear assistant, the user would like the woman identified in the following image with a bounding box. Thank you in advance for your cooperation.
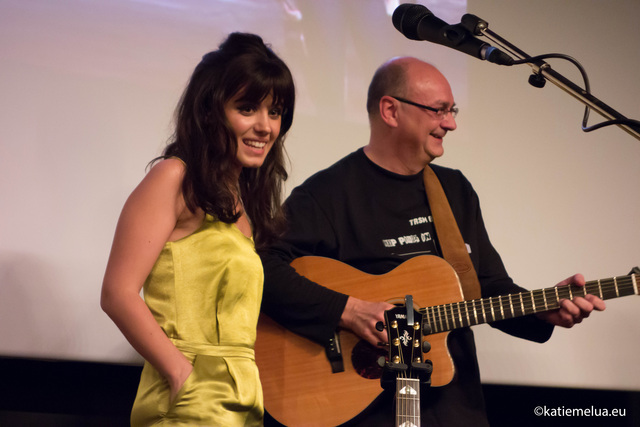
[101,32,295,426]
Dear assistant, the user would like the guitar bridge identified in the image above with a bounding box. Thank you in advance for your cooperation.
[325,331,344,373]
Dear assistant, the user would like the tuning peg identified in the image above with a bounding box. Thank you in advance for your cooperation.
[422,323,432,335]
[422,340,431,353]
[375,321,385,332]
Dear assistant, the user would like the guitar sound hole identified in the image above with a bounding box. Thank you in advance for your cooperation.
[351,340,387,379]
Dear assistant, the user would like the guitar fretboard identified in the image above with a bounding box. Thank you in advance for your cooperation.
[396,377,420,427]
[422,274,638,334]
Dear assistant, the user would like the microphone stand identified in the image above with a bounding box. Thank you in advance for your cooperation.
[463,15,640,141]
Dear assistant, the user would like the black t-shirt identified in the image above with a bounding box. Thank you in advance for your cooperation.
[295,150,441,274]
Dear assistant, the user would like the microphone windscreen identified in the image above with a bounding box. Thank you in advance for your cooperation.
[392,4,431,40]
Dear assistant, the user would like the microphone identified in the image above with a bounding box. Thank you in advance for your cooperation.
[392,4,513,66]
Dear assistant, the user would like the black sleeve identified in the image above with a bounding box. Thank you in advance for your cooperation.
[259,186,349,346]
[476,221,554,343]
[441,167,554,343]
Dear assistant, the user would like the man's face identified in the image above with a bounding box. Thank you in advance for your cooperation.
[396,66,457,164]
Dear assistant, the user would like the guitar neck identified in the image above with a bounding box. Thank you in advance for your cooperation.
[423,273,639,334]
[396,377,420,427]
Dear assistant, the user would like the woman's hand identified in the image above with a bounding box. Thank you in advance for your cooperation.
[168,359,194,403]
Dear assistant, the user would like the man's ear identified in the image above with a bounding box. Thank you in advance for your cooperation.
[379,96,399,127]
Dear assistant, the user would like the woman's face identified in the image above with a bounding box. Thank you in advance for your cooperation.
[224,93,282,170]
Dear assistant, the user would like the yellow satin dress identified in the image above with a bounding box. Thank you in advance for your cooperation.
[131,214,264,426]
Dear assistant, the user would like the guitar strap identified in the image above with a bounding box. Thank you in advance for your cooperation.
[423,165,481,300]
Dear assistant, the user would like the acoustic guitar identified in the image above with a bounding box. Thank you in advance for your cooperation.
[255,255,638,427]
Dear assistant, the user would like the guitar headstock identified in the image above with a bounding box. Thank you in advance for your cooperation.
[383,302,432,386]
[383,300,432,426]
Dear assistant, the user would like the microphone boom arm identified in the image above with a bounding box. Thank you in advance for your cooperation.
[465,14,640,141]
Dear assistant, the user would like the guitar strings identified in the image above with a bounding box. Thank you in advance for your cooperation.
[397,312,422,426]
[419,274,637,334]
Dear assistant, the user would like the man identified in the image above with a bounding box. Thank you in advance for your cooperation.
[260,57,605,426]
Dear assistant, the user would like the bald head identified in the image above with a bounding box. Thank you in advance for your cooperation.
[363,57,457,174]
[366,57,451,119]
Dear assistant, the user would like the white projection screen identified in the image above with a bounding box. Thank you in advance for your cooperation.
[1,0,639,391]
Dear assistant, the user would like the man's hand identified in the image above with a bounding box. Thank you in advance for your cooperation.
[536,273,606,328]
[339,296,394,347]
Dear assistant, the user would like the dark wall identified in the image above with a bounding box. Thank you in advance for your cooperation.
[0,357,139,427]
[1,357,638,427]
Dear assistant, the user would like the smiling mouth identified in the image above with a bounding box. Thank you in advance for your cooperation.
[243,139,267,149]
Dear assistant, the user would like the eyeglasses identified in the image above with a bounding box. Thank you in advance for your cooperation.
[391,96,459,119]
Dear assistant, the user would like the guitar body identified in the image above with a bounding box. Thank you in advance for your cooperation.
[255,255,465,427]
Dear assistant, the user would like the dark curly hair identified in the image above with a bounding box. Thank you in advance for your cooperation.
[156,32,295,249]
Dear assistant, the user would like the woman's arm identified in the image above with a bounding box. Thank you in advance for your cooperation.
[101,158,193,401]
